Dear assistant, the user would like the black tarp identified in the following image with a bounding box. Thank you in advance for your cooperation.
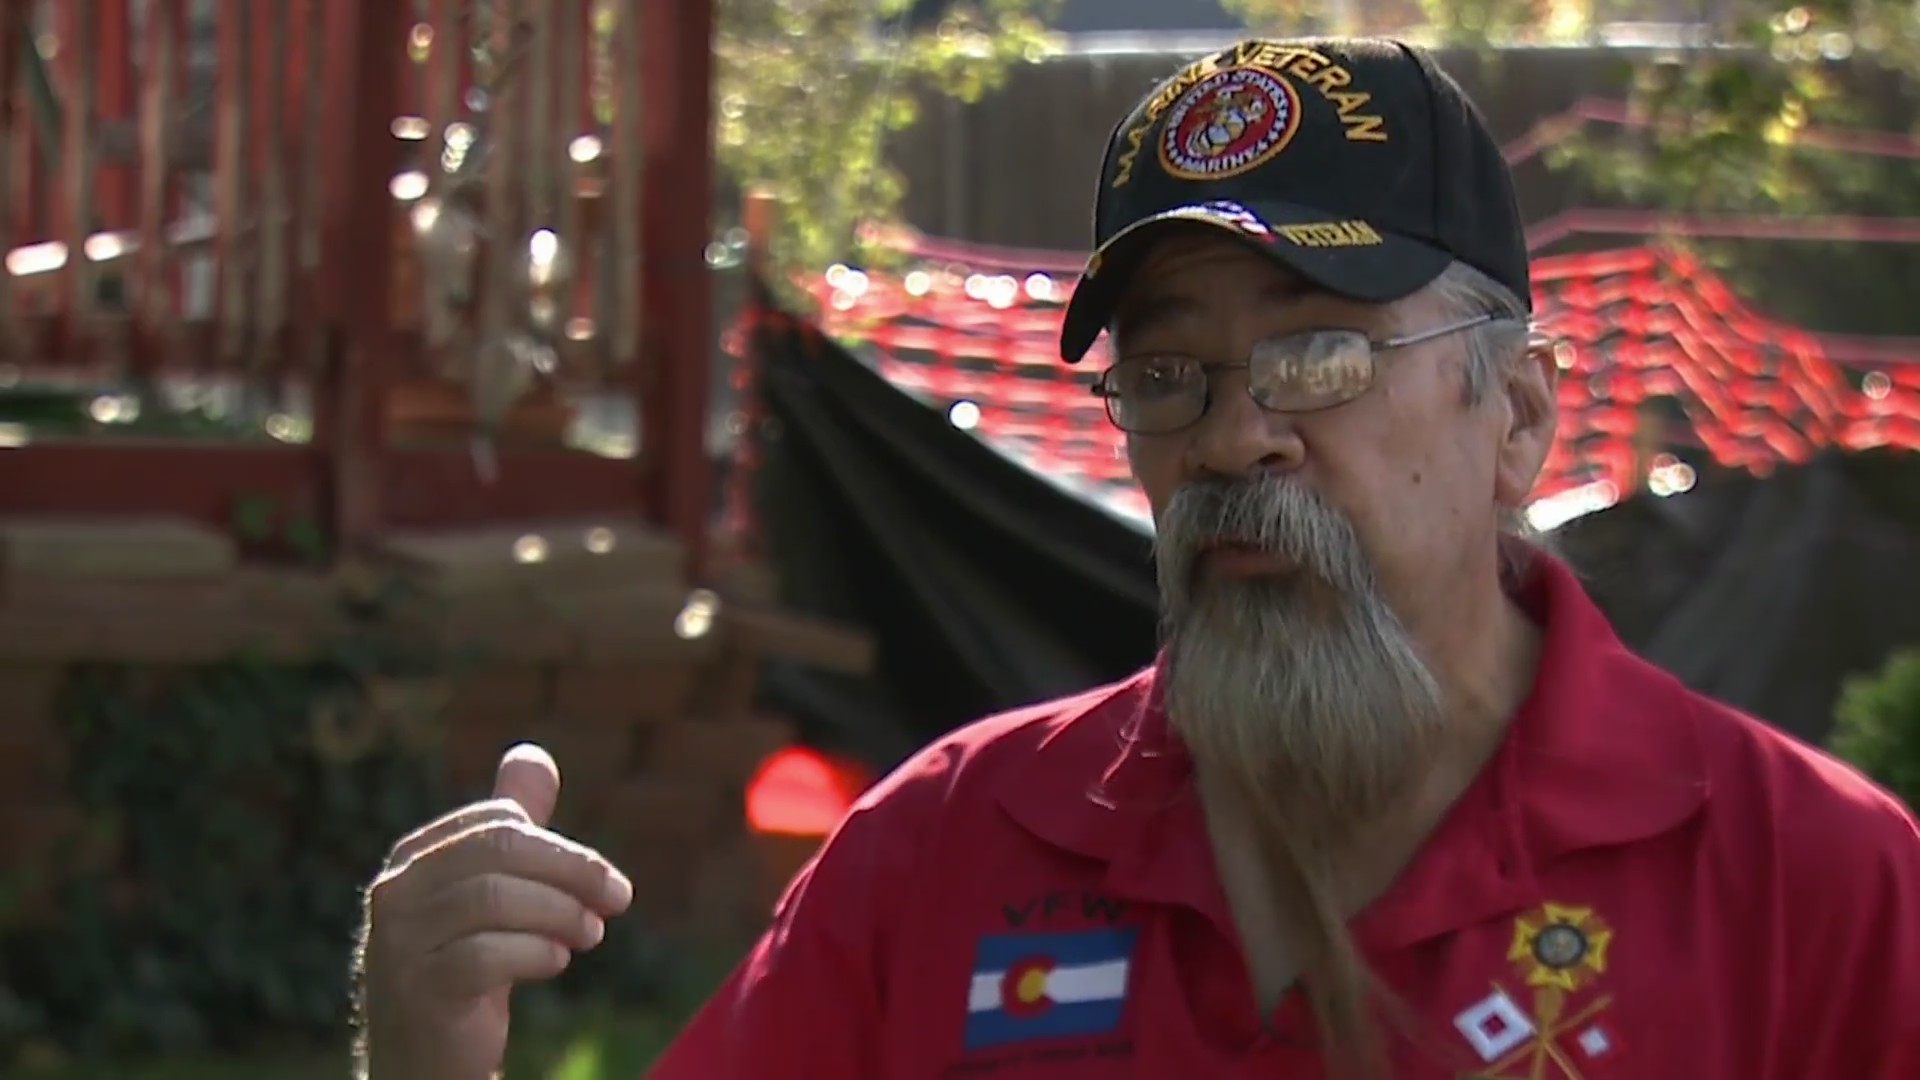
[743,292,1920,764]
[1550,449,1920,744]
[743,297,1158,768]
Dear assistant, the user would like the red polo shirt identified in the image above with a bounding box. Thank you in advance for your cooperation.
[649,556,1920,1078]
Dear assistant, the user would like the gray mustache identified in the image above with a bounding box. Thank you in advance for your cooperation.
[1153,476,1372,594]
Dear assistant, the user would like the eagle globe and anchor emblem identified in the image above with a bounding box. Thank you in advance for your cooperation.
[1158,66,1303,181]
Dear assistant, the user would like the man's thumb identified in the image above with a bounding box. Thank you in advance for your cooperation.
[493,742,562,826]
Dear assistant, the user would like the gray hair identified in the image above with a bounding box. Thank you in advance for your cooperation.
[1427,261,1549,551]
[1427,260,1532,404]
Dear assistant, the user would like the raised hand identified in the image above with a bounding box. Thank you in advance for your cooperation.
[357,743,634,1080]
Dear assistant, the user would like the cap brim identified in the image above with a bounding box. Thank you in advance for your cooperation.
[1057,200,1455,364]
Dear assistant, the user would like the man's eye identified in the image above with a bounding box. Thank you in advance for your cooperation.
[1118,359,1194,397]
[1251,331,1372,401]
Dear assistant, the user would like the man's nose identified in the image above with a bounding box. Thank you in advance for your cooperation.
[1186,369,1306,477]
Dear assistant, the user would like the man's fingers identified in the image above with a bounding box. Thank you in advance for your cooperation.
[386,799,528,870]
[416,931,572,1000]
[493,743,561,827]
[396,818,633,918]
[413,874,606,954]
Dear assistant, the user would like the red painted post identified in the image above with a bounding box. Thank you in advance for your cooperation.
[314,0,409,550]
[55,0,94,350]
[132,0,185,379]
[94,0,135,228]
[211,0,248,365]
[284,0,324,348]
[8,0,43,252]
[0,0,19,348]
[637,0,717,578]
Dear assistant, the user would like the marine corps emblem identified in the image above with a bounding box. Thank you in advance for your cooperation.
[1158,66,1301,181]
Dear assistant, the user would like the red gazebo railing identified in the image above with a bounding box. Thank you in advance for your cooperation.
[2,0,718,571]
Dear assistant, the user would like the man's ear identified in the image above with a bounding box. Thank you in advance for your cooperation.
[1493,333,1560,510]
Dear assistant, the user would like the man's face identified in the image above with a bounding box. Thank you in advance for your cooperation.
[1110,227,1522,839]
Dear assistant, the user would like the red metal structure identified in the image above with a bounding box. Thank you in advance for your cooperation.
[2,0,718,573]
[805,232,1920,523]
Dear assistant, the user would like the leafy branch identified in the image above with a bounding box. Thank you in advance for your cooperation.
[1227,1,1918,214]
[1830,647,1920,812]
[714,0,1063,279]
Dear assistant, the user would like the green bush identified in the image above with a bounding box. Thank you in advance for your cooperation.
[0,636,720,1070]
[1828,647,1920,813]
[0,657,451,1060]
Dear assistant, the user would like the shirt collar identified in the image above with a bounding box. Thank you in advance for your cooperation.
[1498,551,1712,858]
[998,549,1710,940]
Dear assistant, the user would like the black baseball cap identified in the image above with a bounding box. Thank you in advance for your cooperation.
[1059,37,1530,364]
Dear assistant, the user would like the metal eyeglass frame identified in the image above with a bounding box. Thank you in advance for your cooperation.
[1090,312,1517,435]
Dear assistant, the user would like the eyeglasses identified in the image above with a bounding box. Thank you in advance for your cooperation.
[1091,313,1512,435]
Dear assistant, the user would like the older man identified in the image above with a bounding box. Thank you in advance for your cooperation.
[355,37,1920,1080]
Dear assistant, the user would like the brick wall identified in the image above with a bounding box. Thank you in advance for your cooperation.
[0,517,873,947]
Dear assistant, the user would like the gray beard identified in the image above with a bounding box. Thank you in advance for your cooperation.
[1154,477,1445,853]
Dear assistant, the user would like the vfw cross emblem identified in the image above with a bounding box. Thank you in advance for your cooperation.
[1453,902,1621,1079]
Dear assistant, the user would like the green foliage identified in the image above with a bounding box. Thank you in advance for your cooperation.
[1548,20,1919,217]
[228,493,331,567]
[1228,1,1919,215]
[1531,6,1920,343]
[1221,0,1576,44]
[1214,0,1347,36]
[1,656,448,1061]
[0,385,266,443]
[0,579,720,1072]
[715,0,1062,277]
[0,565,461,1064]
[1829,648,1920,812]
[1226,1,1920,329]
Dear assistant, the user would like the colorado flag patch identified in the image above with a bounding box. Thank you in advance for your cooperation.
[963,927,1139,1050]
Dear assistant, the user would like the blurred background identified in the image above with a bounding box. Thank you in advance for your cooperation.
[1,0,1917,1076]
